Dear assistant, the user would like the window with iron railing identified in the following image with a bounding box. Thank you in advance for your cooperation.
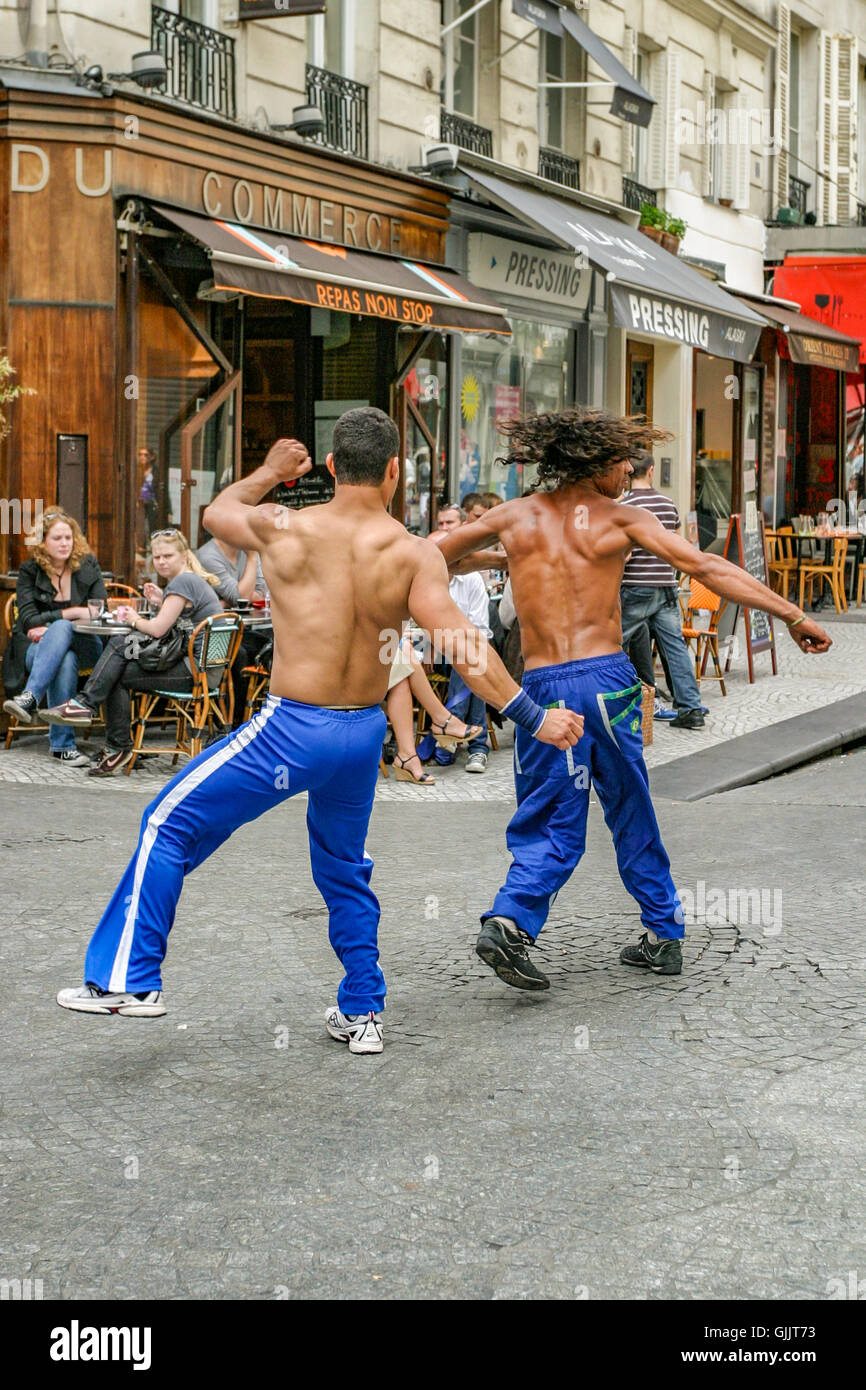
[305,63,369,161]
[440,109,492,157]
[788,175,810,219]
[151,5,235,119]
[622,177,657,211]
[539,148,580,190]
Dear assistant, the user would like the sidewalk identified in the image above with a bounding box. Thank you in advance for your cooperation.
[1,613,863,799]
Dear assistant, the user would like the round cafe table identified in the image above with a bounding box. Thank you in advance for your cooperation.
[72,619,134,636]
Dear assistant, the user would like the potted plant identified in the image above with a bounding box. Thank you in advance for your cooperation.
[638,202,666,244]
[662,215,687,255]
[0,351,35,440]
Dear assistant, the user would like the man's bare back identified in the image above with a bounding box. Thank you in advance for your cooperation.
[203,436,582,748]
[438,454,832,663]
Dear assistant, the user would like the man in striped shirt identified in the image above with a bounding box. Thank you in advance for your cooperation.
[619,451,705,729]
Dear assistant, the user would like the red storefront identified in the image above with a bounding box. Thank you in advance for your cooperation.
[773,258,866,521]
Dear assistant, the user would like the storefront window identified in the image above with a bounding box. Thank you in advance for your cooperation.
[134,276,222,578]
[694,352,735,544]
[455,319,571,502]
[845,375,864,517]
[403,337,449,535]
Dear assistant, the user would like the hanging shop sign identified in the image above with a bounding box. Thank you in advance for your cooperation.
[609,284,762,361]
[785,332,860,374]
[467,232,590,313]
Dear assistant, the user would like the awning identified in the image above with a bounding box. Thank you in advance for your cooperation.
[513,0,654,127]
[774,257,866,365]
[151,204,512,336]
[736,294,861,374]
[463,169,766,362]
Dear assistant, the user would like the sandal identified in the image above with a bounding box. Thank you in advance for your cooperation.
[430,715,484,749]
[393,753,436,786]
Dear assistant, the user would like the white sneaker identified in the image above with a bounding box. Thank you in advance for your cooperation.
[325,1006,384,1054]
[465,752,488,774]
[56,984,166,1017]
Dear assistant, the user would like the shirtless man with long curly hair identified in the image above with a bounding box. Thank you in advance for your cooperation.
[436,407,831,988]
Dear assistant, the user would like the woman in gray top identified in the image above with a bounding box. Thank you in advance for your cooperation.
[41,531,223,776]
[196,535,265,607]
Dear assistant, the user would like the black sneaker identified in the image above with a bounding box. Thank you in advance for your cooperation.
[668,709,705,729]
[620,933,683,975]
[52,749,92,767]
[475,917,550,990]
[4,690,38,724]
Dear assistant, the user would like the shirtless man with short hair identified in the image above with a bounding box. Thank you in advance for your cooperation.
[56,407,582,1053]
[436,407,831,989]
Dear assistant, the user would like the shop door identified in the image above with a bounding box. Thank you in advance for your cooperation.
[626,340,654,420]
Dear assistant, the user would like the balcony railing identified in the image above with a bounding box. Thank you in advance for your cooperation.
[440,110,493,157]
[539,147,580,191]
[151,6,235,120]
[622,177,658,212]
[305,64,369,162]
[788,175,810,219]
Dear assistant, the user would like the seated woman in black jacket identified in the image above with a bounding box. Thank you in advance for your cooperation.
[42,529,223,777]
[3,510,106,766]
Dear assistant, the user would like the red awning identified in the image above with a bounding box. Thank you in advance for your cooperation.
[736,293,861,373]
[151,204,512,337]
[773,257,866,364]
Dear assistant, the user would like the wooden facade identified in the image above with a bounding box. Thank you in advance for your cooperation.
[0,81,451,577]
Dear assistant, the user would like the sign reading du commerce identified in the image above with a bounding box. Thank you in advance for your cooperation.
[467,233,590,313]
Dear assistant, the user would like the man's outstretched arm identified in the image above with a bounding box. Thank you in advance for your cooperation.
[203,438,312,551]
[408,544,582,749]
[622,510,832,653]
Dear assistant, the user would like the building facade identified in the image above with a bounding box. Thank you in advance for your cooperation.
[2,0,865,583]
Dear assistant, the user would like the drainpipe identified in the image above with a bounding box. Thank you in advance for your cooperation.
[25,0,50,67]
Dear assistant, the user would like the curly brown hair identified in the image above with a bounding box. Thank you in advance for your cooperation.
[30,509,93,576]
[496,408,673,489]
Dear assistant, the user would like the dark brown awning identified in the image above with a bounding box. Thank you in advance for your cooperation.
[735,293,861,373]
[151,204,512,336]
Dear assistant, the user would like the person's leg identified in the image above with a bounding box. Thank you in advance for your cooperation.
[306,709,388,1017]
[482,727,590,940]
[45,649,80,753]
[385,677,419,761]
[625,621,655,690]
[407,653,476,738]
[22,620,76,703]
[648,588,702,712]
[619,587,656,649]
[465,691,489,754]
[585,659,683,951]
[81,701,322,994]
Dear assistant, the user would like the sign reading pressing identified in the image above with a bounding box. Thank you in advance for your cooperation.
[610,284,762,362]
[467,232,590,312]
[239,1,326,18]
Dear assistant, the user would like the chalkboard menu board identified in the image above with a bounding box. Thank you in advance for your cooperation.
[721,512,778,682]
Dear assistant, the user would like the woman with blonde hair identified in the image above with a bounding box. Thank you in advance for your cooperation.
[43,528,223,777]
[3,509,106,765]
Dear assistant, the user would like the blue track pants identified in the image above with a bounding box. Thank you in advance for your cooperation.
[483,654,683,941]
[84,696,389,1013]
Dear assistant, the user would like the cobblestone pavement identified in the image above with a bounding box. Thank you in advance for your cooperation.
[2,613,863,802]
[0,747,863,1300]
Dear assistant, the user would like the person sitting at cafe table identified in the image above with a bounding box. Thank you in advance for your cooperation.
[3,509,106,767]
[41,529,223,777]
[197,531,269,728]
[196,533,266,608]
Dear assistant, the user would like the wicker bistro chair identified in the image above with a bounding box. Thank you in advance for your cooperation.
[681,580,728,696]
[767,528,798,600]
[241,638,273,724]
[125,612,244,773]
[798,536,848,614]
